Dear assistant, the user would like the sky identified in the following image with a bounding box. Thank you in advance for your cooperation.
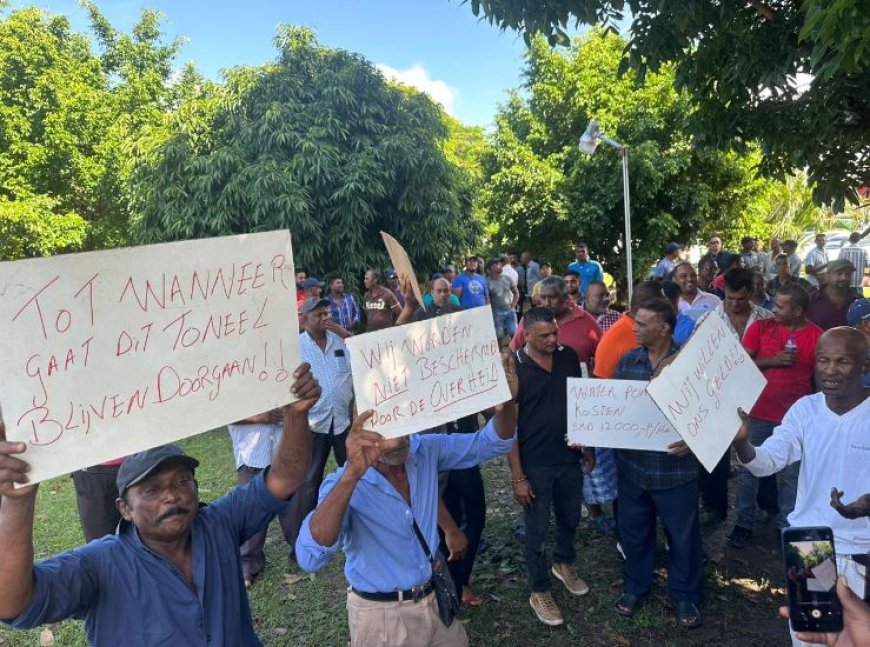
[17,0,540,127]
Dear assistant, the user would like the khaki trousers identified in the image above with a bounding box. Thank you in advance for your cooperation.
[347,589,468,647]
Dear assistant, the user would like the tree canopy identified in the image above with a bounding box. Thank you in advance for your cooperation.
[0,3,180,258]
[465,0,870,209]
[131,27,478,283]
[479,30,772,281]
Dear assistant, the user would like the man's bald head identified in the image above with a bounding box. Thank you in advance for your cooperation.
[815,327,868,405]
[818,326,868,358]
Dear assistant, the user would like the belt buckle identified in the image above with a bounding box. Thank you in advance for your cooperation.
[411,584,426,603]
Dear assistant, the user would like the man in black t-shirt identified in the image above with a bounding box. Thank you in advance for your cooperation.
[508,307,595,627]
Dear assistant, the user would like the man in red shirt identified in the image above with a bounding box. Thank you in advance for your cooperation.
[729,283,823,547]
[509,276,601,368]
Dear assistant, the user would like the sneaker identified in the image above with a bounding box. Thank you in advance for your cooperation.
[551,563,590,596]
[728,525,752,548]
[529,591,564,626]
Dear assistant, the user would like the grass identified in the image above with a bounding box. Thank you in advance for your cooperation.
[0,429,790,646]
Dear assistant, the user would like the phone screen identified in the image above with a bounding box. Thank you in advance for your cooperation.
[782,527,844,633]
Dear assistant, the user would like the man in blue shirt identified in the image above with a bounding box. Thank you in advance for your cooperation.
[612,298,704,630]
[847,298,870,387]
[451,256,490,309]
[566,243,604,296]
[0,366,320,647]
[296,358,518,647]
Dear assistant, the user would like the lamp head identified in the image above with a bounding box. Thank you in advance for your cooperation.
[579,120,601,155]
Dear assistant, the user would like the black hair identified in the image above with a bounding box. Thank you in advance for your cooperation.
[366,269,384,285]
[661,280,681,302]
[564,269,581,279]
[522,306,556,329]
[637,297,676,332]
[630,280,665,310]
[485,258,502,272]
[723,267,754,293]
[777,283,810,313]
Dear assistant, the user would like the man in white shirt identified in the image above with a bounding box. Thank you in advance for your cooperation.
[672,262,720,319]
[283,296,354,558]
[804,232,829,288]
[731,327,870,645]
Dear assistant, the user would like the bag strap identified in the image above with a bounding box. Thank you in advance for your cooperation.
[411,517,435,563]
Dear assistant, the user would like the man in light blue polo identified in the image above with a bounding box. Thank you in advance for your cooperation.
[296,358,518,647]
[566,243,604,296]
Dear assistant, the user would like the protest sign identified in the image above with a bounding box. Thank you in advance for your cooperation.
[567,379,681,452]
[645,313,766,472]
[346,306,511,438]
[381,231,424,307]
[0,231,299,484]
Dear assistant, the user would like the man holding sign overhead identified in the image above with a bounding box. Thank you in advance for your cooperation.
[295,356,518,647]
[0,365,320,646]
[612,298,705,629]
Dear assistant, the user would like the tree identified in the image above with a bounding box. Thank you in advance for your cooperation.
[0,4,180,258]
[479,30,772,284]
[465,0,870,208]
[131,27,478,284]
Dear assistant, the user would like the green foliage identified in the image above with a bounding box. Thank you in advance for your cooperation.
[131,27,479,283]
[0,4,180,257]
[0,194,87,259]
[465,0,870,209]
[479,30,770,283]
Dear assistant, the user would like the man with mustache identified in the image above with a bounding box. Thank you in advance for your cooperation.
[296,357,519,647]
[0,365,320,646]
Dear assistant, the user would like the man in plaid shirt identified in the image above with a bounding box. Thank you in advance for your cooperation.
[612,298,704,629]
[326,276,361,332]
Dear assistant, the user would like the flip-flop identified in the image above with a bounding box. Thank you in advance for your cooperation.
[461,589,482,608]
[674,601,703,629]
[614,592,643,617]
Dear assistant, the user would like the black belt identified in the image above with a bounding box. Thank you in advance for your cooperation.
[352,580,433,603]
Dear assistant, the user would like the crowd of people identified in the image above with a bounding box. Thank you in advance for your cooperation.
[0,231,868,646]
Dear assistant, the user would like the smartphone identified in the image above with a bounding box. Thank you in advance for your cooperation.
[781,526,844,633]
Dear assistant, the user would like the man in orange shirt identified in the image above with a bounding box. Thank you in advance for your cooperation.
[593,282,665,379]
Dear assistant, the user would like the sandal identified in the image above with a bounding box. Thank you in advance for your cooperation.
[674,600,703,629]
[461,587,482,608]
[614,592,643,617]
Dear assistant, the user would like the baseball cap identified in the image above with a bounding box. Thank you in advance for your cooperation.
[431,272,445,280]
[302,277,324,289]
[826,258,856,274]
[300,296,331,315]
[847,299,870,327]
[386,268,398,279]
[117,444,199,497]
[445,263,456,273]
[665,242,683,255]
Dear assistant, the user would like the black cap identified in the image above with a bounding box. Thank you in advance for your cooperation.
[300,296,331,315]
[116,444,199,497]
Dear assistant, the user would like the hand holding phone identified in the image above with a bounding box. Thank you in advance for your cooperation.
[782,526,844,633]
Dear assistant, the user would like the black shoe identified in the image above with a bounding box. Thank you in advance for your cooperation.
[728,525,752,548]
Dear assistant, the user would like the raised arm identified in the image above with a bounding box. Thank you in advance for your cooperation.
[265,364,321,500]
[307,411,382,547]
[396,275,421,325]
[0,420,39,619]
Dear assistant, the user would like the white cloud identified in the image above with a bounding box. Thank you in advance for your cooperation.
[376,62,458,116]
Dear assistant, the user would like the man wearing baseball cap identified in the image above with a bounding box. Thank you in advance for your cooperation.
[807,258,860,330]
[652,242,684,280]
[0,366,320,646]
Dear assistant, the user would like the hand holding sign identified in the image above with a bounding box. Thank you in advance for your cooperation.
[0,417,34,497]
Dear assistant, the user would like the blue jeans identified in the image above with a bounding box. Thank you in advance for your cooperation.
[734,418,800,530]
[492,309,517,339]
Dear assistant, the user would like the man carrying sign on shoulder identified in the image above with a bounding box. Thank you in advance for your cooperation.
[612,298,705,629]
[732,327,870,645]
[295,356,519,647]
[0,365,320,647]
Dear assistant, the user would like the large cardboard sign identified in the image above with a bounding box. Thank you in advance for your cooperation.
[646,313,766,472]
[381,231,424,307]
[346,306,511,438]
[567,379,681,451]
[0,231,299,484]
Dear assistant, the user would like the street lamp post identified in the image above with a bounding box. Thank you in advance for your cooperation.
[579,121,633,303]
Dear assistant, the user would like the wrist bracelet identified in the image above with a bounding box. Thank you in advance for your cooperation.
[511,475,526,484]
